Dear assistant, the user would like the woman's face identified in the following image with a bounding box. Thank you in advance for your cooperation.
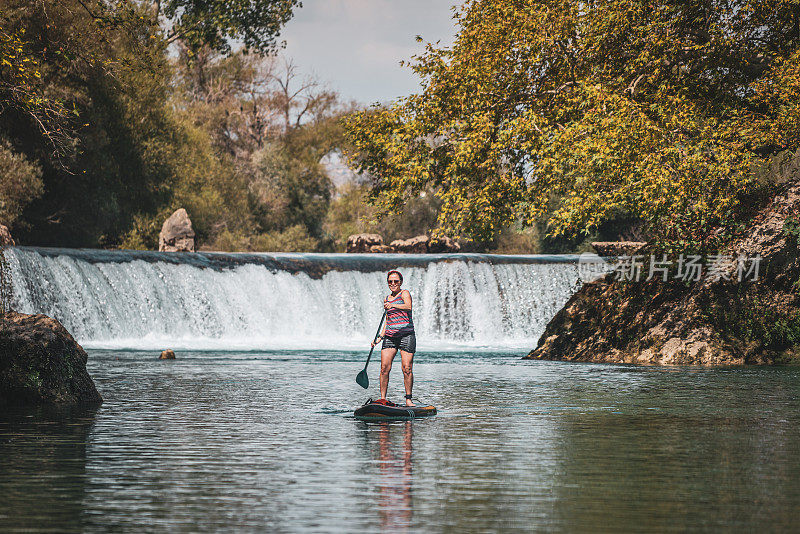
[388,275,402,291]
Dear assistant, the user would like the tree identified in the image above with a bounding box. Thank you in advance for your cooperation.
[0,26,73,158]
[344,0,800,250]
[174,49,349,245]
[0,138,43,226]
[1,0,173,246]
[176,49,342,158]
[152,0,299,54]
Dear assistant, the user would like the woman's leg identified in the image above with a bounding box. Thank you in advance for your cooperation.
[400,350,414,405]
[379,347,397,400]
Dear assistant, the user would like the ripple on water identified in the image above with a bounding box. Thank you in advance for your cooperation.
[1,350,800,532]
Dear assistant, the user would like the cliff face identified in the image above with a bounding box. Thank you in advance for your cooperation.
[0,312,103,405]
[526,182,800,365]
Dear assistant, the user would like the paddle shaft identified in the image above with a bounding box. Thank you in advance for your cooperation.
[362,311,387,371]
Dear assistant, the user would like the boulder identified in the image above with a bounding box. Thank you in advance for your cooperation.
[526,180,800,365]
[159,349,176,360]
[591,241,647,256]
[0,224,14,246]
[0,312,103,406]
[370,244,395,253]
[428,235,461,253]
[159,208,196,252]
[390,235,429,253]
[346,233,383,253]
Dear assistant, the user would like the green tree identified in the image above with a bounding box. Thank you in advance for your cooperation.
[249,142,331,237]
[1,0,302,248]
[152,0,299,55]
[1,0,175,246]
[344,0,800,251]
[0,138,43,226]
[173,49,350,248]
[0,26,73,157]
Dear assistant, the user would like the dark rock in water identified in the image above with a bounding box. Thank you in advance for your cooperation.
[527,181,800,365]
[428,235,461,253]
[0,224,14,246]
[159,208,196,252]
[0,312,102,406]
[391,235,430,253]
[159,349,176,359]
[590,241,646,256]
[346,233,383,253]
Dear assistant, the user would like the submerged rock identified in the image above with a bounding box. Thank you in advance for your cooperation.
[159,208,196,252]
[527,181,800,365]
[0,312,102,406]
[346,233,383,253]
[159,349,176,360]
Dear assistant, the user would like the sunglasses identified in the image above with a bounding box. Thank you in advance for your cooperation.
[388,280,401,285]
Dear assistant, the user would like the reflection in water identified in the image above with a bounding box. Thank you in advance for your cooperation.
[0,405,98,533]
[362,422,414,532]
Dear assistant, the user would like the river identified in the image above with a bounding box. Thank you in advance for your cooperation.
[2,350,800,531]
[2,249,799,531]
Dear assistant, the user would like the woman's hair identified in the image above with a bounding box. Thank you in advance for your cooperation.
[387,270,403,283]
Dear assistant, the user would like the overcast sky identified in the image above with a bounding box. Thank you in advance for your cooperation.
[280,0,459,105]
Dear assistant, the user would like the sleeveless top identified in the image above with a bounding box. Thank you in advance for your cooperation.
[384,292,414,336]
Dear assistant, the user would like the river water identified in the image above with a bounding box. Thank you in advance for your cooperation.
[2,349,799,532]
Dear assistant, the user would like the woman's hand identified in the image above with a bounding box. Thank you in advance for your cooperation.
[371,336,382,348]
[383,301,393,310]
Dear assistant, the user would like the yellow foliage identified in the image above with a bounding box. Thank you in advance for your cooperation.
[344,0,799,249]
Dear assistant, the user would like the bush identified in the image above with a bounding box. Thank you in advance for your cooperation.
[0,139,43,227]
[250,225,319,252]
[207,225,319,252]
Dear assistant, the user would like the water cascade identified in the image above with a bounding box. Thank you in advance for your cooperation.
[7,247,584,351]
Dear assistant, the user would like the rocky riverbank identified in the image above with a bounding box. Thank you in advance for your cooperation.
[0,312,102,405]
[526,181,800,365]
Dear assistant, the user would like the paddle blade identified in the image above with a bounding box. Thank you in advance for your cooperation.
[356,368,369,389]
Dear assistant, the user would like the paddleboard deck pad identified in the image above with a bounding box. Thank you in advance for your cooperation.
[354,400,437,421]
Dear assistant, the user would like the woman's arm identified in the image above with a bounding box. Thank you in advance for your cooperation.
[372,299,388,347]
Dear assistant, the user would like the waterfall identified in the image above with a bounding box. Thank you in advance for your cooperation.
[6,247,585,351]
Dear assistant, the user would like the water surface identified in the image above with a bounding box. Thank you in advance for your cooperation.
[2,350,799,532]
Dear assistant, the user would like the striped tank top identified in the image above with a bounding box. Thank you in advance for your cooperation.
[384,292,414,336]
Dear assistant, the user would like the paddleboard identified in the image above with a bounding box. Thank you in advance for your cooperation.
[354,400,437,421]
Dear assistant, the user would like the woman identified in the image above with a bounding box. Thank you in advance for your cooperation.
[371,270,416,406]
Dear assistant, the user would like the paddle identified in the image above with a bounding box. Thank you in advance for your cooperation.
[356,311,387,389]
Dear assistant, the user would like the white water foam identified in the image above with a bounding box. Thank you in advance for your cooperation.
[6,249,582,351]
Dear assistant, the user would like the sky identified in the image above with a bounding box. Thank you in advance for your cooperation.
[280,0,459,105]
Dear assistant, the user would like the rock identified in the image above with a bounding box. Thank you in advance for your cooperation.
[591,241,647,256]
[159,349,176,360]
[369,244,394,253]
[0,312,103,406]
[428,235,461,253]
[390,235,430,253]
[159,208,196,252]
[346,233,383,253]
[526,180,800,365]
[0,224,14,246]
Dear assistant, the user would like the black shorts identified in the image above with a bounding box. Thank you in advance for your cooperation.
[382,332,416,353]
